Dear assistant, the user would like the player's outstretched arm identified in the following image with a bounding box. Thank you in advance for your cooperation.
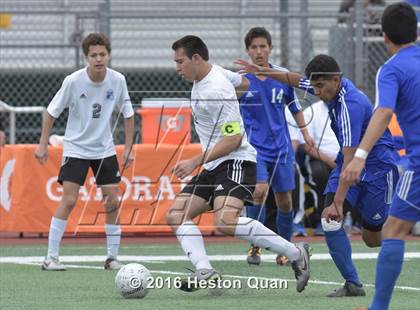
[292,111,315,148]
[234,59,303,87]
[35,111,55,164]
[122,115,134,169]
[342,107,393,185]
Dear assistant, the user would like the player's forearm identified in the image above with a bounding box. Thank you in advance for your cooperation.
[259,67,302,87]
[312,148,336,169]
[335,148,356,203]
[358,108,393,153]
[195,134,242,166]
[292,111,309,135]
[321,153,336,169]
[39,112,55,145]
[123,115,134,148]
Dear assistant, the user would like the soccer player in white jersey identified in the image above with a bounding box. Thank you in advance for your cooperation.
[35,33,134,271]
[166,35,311,293]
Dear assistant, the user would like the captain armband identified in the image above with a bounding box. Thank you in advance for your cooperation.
[221,122,241,136]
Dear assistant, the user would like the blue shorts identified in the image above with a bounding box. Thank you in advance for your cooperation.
[389,169,420,222]
[256,158,295,193]
[325,165,399,227]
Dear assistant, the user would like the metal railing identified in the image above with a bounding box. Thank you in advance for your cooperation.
[0,100,45,144]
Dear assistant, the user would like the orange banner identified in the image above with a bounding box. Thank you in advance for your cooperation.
[0,144,215,233]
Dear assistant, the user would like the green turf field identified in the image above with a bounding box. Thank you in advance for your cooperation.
[1,240,419,310]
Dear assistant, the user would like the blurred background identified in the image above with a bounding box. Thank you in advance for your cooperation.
[2,0,418,145]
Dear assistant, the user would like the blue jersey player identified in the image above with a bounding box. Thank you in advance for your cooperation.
[342,3,420,310]
[236,53,399,296]
[235,27,315,265]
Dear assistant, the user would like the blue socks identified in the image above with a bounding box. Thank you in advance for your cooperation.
[370,239,405,310]
[276,210,294,241]
[324,228,361,286]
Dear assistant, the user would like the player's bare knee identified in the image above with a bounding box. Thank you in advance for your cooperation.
[214,224,235,236]
[166,209,186,227]
[362,229,382,247]
[61,196,78,211]
[363,236,381,248]
[275,193,292,212]
[103,195,119,213]
[214,216,237,236]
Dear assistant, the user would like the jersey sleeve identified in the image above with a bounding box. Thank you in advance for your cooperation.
[117,76,134,118]
[374,64,398,111]
[338,96,364,148]
[46,76,72,118]
[286,86,302,113]
[210,91,244,137]
[220,68,243,87]
[298,77,315,96]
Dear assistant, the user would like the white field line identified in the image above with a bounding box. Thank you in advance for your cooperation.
[13,261,420,292]
[1,253,419,292]
[1,252,419,263]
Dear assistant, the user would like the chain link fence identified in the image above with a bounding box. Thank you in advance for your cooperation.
[1,0,417,144]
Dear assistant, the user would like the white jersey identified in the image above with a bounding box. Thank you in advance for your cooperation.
[191,65,256,171]
[286,100,339,159]
[47,67,134,159]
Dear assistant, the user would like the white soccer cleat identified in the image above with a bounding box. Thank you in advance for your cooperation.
[104,258,124,270]
[41,257,67,271]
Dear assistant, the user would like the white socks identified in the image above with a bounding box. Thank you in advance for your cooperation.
[176,221,213,270]
[105,224,121,259]
[234,217,300,261]
[47,217,67,259]
[47,218,121,260]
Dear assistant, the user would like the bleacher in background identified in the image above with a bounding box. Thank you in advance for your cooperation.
[1,0,352,71]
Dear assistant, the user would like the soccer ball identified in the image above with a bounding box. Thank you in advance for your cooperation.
[115,263,151,298]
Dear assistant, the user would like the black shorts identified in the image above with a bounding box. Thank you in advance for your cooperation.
[181,160,256,207]
[58,155,121,186]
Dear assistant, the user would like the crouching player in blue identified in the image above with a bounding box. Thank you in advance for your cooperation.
[236,53,399,297]
[342,3,420,310]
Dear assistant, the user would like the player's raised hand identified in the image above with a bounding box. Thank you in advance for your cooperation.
[35,144,48,164]
[234,59,263,75]
[172,158,199,180]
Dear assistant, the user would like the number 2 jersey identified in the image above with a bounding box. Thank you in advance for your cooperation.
[47,67,134,159]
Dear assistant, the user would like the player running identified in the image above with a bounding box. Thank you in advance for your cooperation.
[236,53,399,297]
[342,3,420,309]
[166,35,311,293]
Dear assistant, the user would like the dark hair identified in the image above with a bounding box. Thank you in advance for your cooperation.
[171,35,209,61]
[244,27,272,49]
[82,33,111,56]
[382,3,417,45]
[304,54,342,80]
